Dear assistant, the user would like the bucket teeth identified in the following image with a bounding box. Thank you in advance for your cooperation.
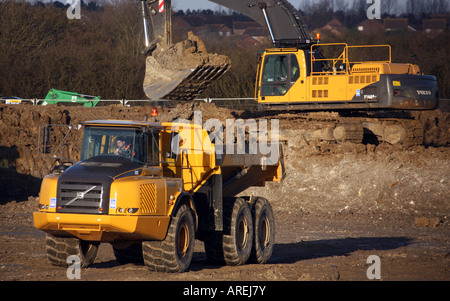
[143,32,231,101]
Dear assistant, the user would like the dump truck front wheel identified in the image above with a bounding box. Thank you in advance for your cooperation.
[142,204,195,272]
[45,234,99,268]
[250,197,275,264]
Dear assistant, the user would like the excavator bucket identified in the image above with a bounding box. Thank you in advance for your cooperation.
[143,32,231,101]
[141,0,230,101]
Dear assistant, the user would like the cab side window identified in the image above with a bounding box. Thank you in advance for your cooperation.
[261,54,300,96]
[291,55,300,82]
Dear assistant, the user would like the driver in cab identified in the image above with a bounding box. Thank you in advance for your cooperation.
[114,137,131,157]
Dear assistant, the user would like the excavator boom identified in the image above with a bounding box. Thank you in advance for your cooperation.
[209,0,314,47]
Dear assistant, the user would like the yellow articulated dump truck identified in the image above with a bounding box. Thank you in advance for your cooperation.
[33,118,285,272]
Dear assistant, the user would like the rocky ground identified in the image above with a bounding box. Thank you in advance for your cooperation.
[0,102,449,283]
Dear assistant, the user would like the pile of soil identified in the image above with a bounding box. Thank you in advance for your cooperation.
[151,31,230,71]
[143,32,231,100]
[0,102,238,190]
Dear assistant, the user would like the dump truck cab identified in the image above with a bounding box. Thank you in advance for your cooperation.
[34,120,176,241]
[34,118,284,272]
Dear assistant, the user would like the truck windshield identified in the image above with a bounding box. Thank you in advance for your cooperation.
[80,127,160,165]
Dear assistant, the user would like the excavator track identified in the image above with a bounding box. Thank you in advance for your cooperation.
[221,104,449,148]
[158,98,447,148]
[276,111,448,147]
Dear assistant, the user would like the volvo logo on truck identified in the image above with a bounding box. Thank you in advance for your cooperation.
[416,90,432,96]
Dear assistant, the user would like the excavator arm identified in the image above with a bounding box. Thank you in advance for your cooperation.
[209,0,314,47]
[141,0,172,52]
[142,0,314,50]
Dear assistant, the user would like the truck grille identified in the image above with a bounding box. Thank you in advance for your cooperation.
[140,183,157,214]
[58,182,104,214]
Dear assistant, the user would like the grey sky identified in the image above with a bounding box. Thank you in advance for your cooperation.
[172,1,420,16]
[173,0,306,11]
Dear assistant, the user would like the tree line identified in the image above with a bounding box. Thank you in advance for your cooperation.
[0,0,449,100]
[0,0,146,100]
[176,0,450,29]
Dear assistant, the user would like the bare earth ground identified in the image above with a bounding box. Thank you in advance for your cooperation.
[0,103,449,283]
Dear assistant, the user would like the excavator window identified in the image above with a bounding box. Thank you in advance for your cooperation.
[261,54,300,96]
[291,55,300,82]
[261,55,288,96]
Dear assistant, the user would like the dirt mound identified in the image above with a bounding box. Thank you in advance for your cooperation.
[244,144,450,218]
[413,109,450,146]
[151,31,230,71]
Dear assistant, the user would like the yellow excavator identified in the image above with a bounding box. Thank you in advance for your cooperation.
[141,0,439,111]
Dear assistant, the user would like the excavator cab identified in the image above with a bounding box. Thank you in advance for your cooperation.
[258,49,308,103]
[260,53,300,96]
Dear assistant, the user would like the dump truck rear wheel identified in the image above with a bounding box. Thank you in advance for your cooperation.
[250,197,275,264]
[45,234,98,268]
[223,197,254,266]
[142,204,195,272]
[204,198,254,266]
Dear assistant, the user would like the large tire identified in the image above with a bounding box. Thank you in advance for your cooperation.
[222,197,254,266]
[142,204,195,272]
[250,197,275,264]
[45,234,99,268]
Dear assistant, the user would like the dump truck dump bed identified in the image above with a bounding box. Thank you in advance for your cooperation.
[219,145,285,197]
[160,122,285,196]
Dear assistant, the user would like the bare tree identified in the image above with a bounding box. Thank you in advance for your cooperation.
[407,0,449,16]
[382,0,398,16]
[431,0,449,14]
[333,0,348,12]
[298,0,313,13]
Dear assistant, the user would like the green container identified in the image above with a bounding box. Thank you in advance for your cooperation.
[43,89,100,107]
